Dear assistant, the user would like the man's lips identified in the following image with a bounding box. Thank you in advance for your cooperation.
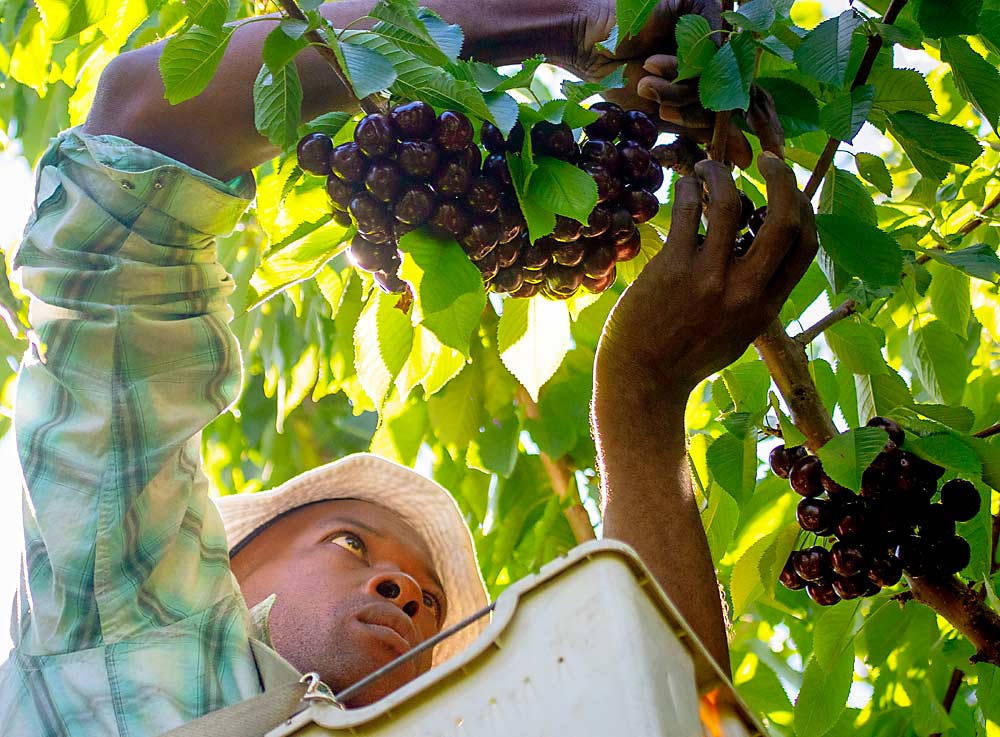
[356,605,419,655]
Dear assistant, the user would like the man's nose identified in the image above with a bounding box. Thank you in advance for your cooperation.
[367,571,422,618]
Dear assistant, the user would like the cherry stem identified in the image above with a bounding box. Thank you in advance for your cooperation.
[275,0,385,116]
[792,299,857,346]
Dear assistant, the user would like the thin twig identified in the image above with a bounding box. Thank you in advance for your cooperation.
[802,0,908,196]
[275,0,384,115]
[707,0,735,164]
[975,422,1000,439]
[517,386,597,544]
[792,299,857,345]
[991,514,999,576]
[959,190,1000,236]
[929,668,964,737]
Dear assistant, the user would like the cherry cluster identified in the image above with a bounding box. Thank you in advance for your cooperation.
[734,195,767,256]
[772,416,981,606]
[294,101,661,298]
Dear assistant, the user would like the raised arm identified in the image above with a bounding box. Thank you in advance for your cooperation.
[83,0,583,181]
[593,154,818,672]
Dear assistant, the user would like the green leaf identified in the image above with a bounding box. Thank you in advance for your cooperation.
[468,409,519,477]
[912,403,975,432]
[471,56,544,93]
[182,0,227,30]
[815,214,902,287]
[794,10,863,87]
[345,31,493,123]
[427,364,480,448]
[302,111,352,137]
[253,61,303,149]
[870,68,937,115]
[820,85,874,142]
[723,0,776,33]
[617,0,660,40]
[904,432,982,476]
[699,32,755,112]
[338,38,397,100]
[888,111,981,181]
[706,431,757,503]
[527,157,598,224]
[246,219,348,311]
[507,154,554,243]
[941,36,1000,134]
[813,600,862,669]
[730,528,780,617]
[855,370,914,424]
[819,167,876,225]
[561,66,626,105]
[416,7,463,59]
[793,647,855,737]
[159,25,235,105]
[702,486,739,562]
[616,224,663,284]
[263,25,307,71]
[818,427,889,491]
[855,152,893,195]
[907,320,970,405]
[912,0,982,38]
[721,360,771,414]
[756,77,821,137]
[398,229,486,356]
[930,243,1000,282]
[928,261,972,335]
[674,14,718,82]
[36,0,108,40]
[354,289,415,410]
[484,92,519,137]
[497,297,571,401]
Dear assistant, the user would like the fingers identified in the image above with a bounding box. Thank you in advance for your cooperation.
[664,175,703,260]
[724,122,753,170]
[766,193,818,306]
[694,159,742,270]
[638,77,699,107]
[740,152,802,286]
[643,55,678,79]
[746,86,786,159]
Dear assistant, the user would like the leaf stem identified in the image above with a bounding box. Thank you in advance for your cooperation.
[792,299,857,346]
[929,668,964,737]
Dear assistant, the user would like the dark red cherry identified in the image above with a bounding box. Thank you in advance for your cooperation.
[582,204,612,238]
[354,113,396,158]
[867,555,902,587]
[497,198,525,243]
[939,535,971,574]
[622,109,658,147]
[297,133,334,175]
[531,121,576,159]
[940,479,980,522]
[581,139,620,170]
[617,141,652,180]
[433,159,473,197]
[482,153,513,187]
[433,110,474,153]
[797,497,833,533]
[461,217,501,259]
[521,240,552,271]
[492,266,525,294]
[475,248,500,280]
[806,579,841,606]
[364,159,403,202]
[552,215,583,242]
[584,101,625,140]
[428,201,471,240]
[830,542,866,577]
[481,121,506,153]
[779,556,807,590]
[583,164,622,203]
[733,231,754,257]
[793,546,832,581]
[464,176,502,215]
[546,264,585,296]
[769,444,807,479]
[789,455,824,497]
[747,206,767,237]
[373,269,407,294]
[737,190,755,230]
[510,279,542,298]
[583,268,616,293]
[496,237,521,268]
[329,142,367,184]
[393,183,436,226]
[642,160,665,191]
[613,229,642,261]
[388,101,436,140]
[552,240,586,267]
[325,174,357,210]
[397,141,440,180]
[583,243,616,278]
[831,575,868,600]
[623,187,659,224]
[349,192,390,233]
[349,234,395,273]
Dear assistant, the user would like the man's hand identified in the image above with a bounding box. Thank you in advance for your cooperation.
[591,153,817,673]
[564,0,783,167]
[596,152,817,402]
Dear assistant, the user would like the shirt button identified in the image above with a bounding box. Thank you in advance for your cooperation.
[120,179,134,190]
[153,178,164,189]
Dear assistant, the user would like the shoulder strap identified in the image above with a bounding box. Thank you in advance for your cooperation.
[157,679,310,737]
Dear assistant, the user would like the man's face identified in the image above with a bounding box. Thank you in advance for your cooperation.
[231,499,448,706]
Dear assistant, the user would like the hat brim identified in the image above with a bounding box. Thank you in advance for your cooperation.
[212,453,489,665]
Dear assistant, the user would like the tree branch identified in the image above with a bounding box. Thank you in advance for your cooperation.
[792,299,857,346]
[517,387,597,544]
[276,0,385,115]
[974,422,1000,439]
[959,190,1000,237]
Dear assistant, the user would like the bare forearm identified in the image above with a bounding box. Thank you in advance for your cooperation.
[593,371,731,674]
[84,0,576,180]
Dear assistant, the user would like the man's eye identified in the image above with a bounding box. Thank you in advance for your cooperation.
[329,533,366,559]
[422,592,438,610]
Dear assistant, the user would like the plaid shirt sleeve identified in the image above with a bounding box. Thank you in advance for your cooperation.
[1,128,269,736]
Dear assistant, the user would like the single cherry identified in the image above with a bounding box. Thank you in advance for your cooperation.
[297,133,333,175]
[433,110,474,153]
[397,140,440,180]
[584,101,625,140]
[389,101,436,140]
[940,479,980,521]
[354,113,396,158]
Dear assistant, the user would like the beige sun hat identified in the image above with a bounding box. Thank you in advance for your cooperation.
[213,453,489,665]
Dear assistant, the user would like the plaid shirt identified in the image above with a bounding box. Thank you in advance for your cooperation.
[0,129,298,737]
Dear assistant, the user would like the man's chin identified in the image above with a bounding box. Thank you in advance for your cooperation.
[337,623,423,707]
